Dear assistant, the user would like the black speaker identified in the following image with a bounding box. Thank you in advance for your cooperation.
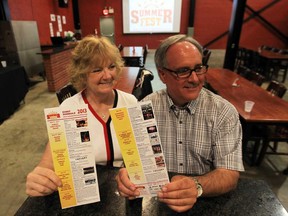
[59,0,68,8]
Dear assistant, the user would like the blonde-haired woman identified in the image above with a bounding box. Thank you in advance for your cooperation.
[26,35,137,197]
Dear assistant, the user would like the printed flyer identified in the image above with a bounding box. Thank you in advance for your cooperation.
[44,105,100,209]
[109,100,169,197]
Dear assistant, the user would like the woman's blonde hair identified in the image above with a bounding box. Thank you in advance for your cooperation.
[69,35,124,91]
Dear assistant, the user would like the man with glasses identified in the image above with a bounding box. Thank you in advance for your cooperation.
[116,34,244,213]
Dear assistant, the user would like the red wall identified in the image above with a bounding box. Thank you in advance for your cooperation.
[7,0,288,49]
[239,0,288,50]
[78,0,191,49]
[8,0,74,45]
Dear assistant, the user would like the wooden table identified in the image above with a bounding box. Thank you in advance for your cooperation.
[206,68,288,163]
[121,46,144,67]
[258,49,288,81]
[15,166,288,216]
[115,67,140,93]
[121,46,144,57]
[259,49,288,61]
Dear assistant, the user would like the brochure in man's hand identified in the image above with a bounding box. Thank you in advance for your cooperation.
[109,100,170,197]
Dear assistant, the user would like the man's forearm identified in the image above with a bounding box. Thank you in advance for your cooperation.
[197,168,239,197]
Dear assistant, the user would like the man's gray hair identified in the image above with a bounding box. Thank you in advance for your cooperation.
[154,34,203,69]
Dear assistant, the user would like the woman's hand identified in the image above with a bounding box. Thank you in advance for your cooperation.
[26,166,62,197]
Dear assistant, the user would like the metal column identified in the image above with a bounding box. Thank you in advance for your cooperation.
[223,0,247,70]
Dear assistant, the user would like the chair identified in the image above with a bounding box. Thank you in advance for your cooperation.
[260,48,287,83]
[235,47,254,69]
[245,70,265,86]
[236,65,250,77]
[124,57,142,67]
[272,60,288,83]
[255,125,288,166]
[259,45,273,51]
[237,48,254,69]
[143,44,149,66]
[236,65,265,86]
[278,49,288,55]
[243,80,285,165]
[56,84,78,104]
[202,48,211,65]
[250,51,264,73]
[266,80,287,98]
[271,47,280,53]
[117,44,123,51]
[252,81,288,166]
[132,68,154,101]
[234,47,244,69]
[276,50,288,83]
[259,45,272,50]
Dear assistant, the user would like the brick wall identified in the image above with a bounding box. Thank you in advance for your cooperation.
[43,49,72,92]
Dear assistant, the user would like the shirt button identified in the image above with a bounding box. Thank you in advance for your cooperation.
[179,163,183,166]
[179,121,182,124]
[179,141,182,144]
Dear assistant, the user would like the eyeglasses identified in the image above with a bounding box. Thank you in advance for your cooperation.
[163,65,208,79]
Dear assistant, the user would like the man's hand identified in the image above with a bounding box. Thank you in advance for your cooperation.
[157,175,198,213]
[26,166,62,197]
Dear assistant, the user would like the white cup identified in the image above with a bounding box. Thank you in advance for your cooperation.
[244,101,255,112]
[1,61,7,67]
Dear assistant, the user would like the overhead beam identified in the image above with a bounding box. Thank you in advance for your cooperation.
[245,4,287,43]
[203,0,285,48]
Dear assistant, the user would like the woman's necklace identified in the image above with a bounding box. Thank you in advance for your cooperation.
[99,112,106,119]
[95,106,111,120]
[86,90,114,120]
[94,108,108,120]
[93,109,108,120]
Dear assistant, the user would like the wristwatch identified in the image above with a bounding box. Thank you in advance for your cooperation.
[192,177,203,198]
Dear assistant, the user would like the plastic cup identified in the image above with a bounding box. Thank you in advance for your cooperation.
[244,101,255,112]
[1,61,7,67]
